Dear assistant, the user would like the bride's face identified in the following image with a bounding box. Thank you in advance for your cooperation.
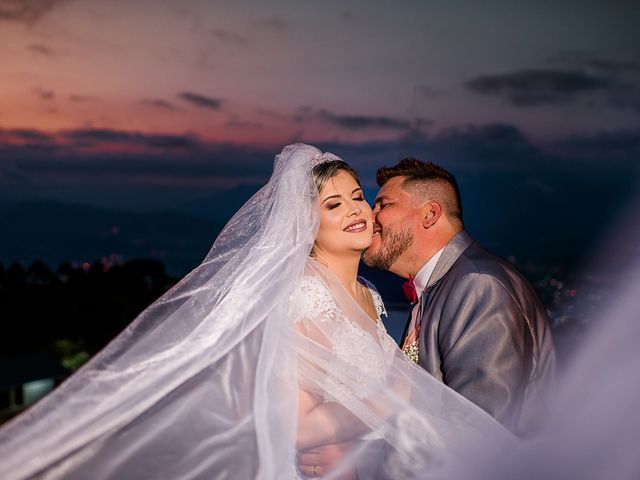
[314,170,373,257]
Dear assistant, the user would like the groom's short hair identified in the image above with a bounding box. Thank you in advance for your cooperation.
[377,158,463,226]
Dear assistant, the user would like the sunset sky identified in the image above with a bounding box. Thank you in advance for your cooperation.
[1,0,639,212]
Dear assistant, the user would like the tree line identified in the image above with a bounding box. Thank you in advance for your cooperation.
[0,259,176,367]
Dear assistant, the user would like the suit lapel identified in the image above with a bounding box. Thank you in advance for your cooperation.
[400,231,474,347]
[426,230,474,290]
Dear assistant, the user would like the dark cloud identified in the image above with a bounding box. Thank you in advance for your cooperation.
[28,43,54,56]
[178,92,222,111]
[585,58,639,73]
[0,129,60,175]
[298,108,412,131]
[257,17,288,32]
[69,94,97,103]
[424,123,542,169]
[549,52,639,74]
[415,85,441,98]
[307,123,541,180]
[33,87,54,101]
[0,132,274,184]
[0,0,66,24]
[0,128,201,155]
[545,129,640,162]
[213,29,249,46]
[140,99,179,111]
[328,122,635,176]
[606,86,640,113]
[540,54,640,113]
[62,129,199,150]
[341,9,355,21]
[466,69,612,106]
[0,128,275,202]
[225,118,264,129]
[413,118,433,128]
[254,107,287,120]
[0,128,54,143]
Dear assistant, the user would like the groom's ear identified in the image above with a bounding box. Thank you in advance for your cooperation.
[421,201,443,229]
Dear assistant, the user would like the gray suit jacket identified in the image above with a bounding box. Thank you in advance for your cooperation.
[408,230,555,435]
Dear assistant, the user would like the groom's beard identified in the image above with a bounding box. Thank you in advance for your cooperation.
[363,220,414,270]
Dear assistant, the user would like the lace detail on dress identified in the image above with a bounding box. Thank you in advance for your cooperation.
[359,277,398,355]
[292,276,396,403]
[358,276,387,319]
[292,276,339,324]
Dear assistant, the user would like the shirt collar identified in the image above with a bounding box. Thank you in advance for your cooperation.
[413,247,445,298]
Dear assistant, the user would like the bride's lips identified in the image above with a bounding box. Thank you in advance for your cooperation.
[343,219,367,233]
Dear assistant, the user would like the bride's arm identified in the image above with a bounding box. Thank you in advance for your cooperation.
[292,279,379,451]
[297,390,368,450]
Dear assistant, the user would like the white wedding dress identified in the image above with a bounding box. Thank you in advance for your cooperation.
[292,267,395,404]
[0,144,511,479]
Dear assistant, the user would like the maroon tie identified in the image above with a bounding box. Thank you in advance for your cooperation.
[402,275,417,304]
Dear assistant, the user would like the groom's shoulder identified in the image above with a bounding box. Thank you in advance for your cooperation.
[447,240,527,290]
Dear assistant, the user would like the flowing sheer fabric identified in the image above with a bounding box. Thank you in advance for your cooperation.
[291,260,511,479]
[0,144,510,480]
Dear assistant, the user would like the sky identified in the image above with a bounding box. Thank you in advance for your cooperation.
[1,0,639,217]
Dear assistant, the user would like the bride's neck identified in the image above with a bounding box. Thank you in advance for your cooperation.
[314,251,361,294]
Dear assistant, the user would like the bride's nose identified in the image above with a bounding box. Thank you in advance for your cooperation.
[347,200,362,216]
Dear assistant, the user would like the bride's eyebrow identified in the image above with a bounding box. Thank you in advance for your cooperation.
[321,188,362,204]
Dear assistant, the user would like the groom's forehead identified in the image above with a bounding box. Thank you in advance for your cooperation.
[376,177,405,198]
[374,191,397,204]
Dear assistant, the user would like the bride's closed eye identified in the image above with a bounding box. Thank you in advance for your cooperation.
[327,195,365,209]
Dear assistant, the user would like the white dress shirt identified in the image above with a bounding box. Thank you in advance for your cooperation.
[406,247,445,335]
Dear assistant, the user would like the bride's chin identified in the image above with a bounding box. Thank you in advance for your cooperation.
[355,240,373,252]
[341,242,371,255]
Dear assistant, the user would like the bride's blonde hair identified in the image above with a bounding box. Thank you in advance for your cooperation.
[312,160,361,193]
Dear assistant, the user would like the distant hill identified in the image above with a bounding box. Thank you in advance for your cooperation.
[0,200,221,275]
[1,162,636,281]
[180,184,263,221]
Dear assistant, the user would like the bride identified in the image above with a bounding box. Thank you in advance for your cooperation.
[0,144,508,479]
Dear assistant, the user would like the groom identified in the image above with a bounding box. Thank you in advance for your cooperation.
[363,158,555,433]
